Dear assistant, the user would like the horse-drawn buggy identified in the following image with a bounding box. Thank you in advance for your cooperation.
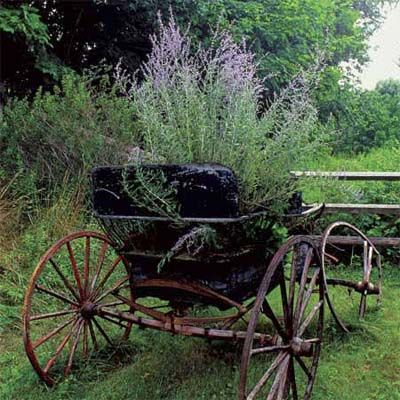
[22,164,382,399]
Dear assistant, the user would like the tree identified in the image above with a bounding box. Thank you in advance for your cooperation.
[0,4,51,102]
[183,0,384,92]
[329,79,400,153]
[0,0,395,97]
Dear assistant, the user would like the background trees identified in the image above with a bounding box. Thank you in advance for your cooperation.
[1,0,399,156]
[1,0,394,96]
[328,79,400,152]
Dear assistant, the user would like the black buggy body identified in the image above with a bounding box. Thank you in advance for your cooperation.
[91,163,280,306]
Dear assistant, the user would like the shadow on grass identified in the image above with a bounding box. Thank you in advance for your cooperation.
[323,316,379,347]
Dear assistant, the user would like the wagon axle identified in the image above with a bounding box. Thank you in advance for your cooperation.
[355,281,378,295]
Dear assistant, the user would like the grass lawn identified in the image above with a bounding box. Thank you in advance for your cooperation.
[1,264,399,400]
[1,146,400,399]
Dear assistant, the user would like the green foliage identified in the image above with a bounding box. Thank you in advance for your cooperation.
[0,5,49,44]
[1,0,392,100]
[0,184,87,317]
[324,80,400,153]
[123,167,180,219]
[0,73,138,207]
[0,4,66,86]
[157,225,218,272]
[183,0,373,92]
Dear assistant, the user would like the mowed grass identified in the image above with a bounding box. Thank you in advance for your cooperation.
[0,264,399,400]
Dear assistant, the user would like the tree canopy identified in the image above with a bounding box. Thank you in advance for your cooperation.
[1,0,394,97]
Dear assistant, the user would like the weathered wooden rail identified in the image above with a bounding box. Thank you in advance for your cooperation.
[307,235,400,248]
[291,171,400,181]
[292,171,400,216]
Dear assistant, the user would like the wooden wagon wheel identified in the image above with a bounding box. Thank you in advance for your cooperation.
[321,221,382,333]
[239,236,324,400]
[23,231,133,385]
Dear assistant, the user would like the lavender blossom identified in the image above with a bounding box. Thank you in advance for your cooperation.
[142,12,196,89]
[113,11,323,215]
[133,11,261,97]
[206,32,263,96]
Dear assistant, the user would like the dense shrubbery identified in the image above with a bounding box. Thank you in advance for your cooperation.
[0,73,138,203]
[324,79,400,153]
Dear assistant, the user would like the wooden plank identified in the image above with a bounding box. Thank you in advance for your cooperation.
[291,171,400,181]
[296,235,400,248]
[305,203,400,215]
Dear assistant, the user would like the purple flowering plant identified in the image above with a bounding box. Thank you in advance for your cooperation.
[115,12,326,215]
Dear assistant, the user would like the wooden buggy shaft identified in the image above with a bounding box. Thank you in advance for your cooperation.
[97,306,276,345]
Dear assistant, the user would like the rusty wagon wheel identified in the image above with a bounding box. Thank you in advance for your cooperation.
[321,221,382,333]
[23,231,133,385]
[239,236,324,400]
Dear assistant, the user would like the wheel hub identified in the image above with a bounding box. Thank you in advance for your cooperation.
[80,302,97,319]
[290,337,313,357]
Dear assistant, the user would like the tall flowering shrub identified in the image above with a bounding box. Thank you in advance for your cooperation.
[116,14,325,215]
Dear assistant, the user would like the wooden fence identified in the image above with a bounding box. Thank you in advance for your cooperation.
[291,171,400,247]
[291,171,400,216]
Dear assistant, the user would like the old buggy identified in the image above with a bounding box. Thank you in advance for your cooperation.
[22,164,382,399]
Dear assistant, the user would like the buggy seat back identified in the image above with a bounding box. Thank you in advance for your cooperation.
[91,163,239,219]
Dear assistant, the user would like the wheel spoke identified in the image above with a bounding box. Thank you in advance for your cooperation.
[100,314,129,329]
[276,356,290,400]
[262,300,288,341]
[289,357,298,400]
[35,284,78,306]
[304,338,321,344]
[30,309,77,321]
[288,256,297,322]
[97,300,125,307]
[64,319,84,376]
[123,310,134,341]
[32,317,75,350]
[92,317,113,346]
[94,276,129,303]
[364,244,373,282]
[82,322,89,359]
[363,241,368,276]
[266,354,290,400]
[297,267,320,326]
[293,248,313,332]
[89,241,109,293]
[84,236,90,294]
[279,266,291,334]
[43,319,79,374]
[66,242,84,299]
[90,256,123,301]
[247,351,287,400]
[88,320,99,351]
[294,355,312,379]
[297,300,323,337]
[49,259,80,301]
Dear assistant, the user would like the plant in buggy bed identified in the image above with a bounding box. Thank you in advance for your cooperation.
[112,12,327,267]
